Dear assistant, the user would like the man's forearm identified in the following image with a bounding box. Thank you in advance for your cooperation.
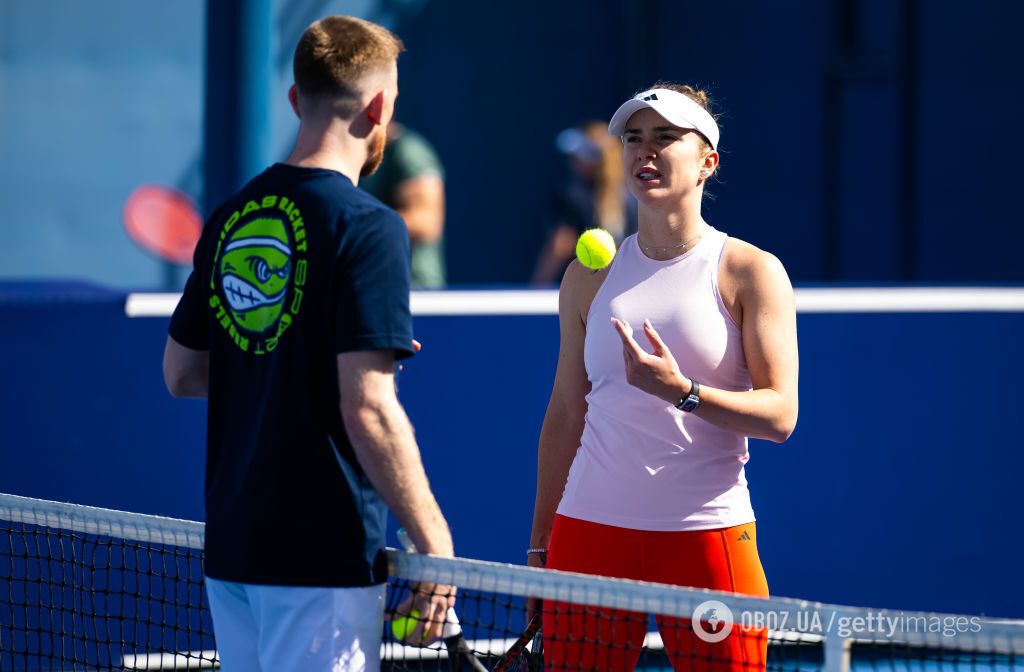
[344,398,453,557]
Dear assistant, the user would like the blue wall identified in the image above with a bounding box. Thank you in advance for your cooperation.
[1,284,1021,618]
[0,1,205,288]
[2,1,1022,288]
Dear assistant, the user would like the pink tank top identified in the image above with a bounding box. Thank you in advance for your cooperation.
[557,229,755,531]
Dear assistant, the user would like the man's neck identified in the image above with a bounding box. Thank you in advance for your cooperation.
[284,122,366,185]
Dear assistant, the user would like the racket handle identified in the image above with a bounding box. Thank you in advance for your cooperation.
[442,607,463,638]
[397,528,463,637]
[444,632,488,672]
[396,527,415,552]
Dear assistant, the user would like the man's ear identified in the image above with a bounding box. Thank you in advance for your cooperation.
[366,90,385,126]
[288,85,301,119]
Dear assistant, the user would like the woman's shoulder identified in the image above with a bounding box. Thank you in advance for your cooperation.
[720,235,788,283]
[560,258,612,323]
[719,235,793,309]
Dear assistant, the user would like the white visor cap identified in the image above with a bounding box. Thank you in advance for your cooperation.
[608,88,720,150]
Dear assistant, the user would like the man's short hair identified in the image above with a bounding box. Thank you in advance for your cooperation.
[293,16,404,117]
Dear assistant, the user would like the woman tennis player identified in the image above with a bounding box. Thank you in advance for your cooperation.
[528,83,799,672]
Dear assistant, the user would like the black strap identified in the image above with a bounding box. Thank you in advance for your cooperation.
[675,378,700,410]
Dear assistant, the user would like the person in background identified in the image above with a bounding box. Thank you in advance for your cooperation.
[360,122,447,288]
[531,120,635,285]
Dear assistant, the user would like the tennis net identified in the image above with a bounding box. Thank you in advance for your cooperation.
[1,492,1021,671]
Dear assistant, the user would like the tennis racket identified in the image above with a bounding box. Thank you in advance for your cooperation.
[492,614,542,672]
[395,528,487,672]
[122,184,202,264]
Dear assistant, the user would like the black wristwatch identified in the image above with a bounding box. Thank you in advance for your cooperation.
[675,379,701,413]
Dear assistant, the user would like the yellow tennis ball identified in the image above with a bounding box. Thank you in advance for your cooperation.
[391,609,422,641]
[576,229,616,270]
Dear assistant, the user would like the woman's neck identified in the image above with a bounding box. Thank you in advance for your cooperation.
[635,195,707,260]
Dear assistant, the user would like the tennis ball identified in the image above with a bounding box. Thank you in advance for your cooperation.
[391,609,422,641]
[576,229,616,270]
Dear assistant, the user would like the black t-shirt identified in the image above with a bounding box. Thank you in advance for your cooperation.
[169,163,413,587]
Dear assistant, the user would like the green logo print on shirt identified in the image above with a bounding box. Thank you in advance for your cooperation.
[209,195,308,354]
[220,217,291,331]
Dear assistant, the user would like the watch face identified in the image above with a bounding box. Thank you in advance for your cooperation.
[681,396,699,412]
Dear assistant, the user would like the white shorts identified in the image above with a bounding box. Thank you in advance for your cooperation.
[205,577,386,672]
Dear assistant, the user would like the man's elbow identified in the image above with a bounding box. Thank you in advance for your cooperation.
[163,339,209,398]
[163,365,206,398]
[164,373,191,398]
[163,360,186,397]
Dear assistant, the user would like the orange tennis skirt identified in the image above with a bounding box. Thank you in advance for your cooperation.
[543,514,769,672]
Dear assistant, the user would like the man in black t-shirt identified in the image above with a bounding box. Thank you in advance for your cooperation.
[163,16,454,672]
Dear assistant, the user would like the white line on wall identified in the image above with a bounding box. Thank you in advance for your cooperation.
[125,287,1024,318]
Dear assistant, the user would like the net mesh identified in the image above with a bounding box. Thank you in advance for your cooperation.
[1,493,1021,671]
[0,495,212,671]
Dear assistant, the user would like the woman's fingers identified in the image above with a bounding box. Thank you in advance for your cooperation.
[611,318,644,359]
[643,319,668,356]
